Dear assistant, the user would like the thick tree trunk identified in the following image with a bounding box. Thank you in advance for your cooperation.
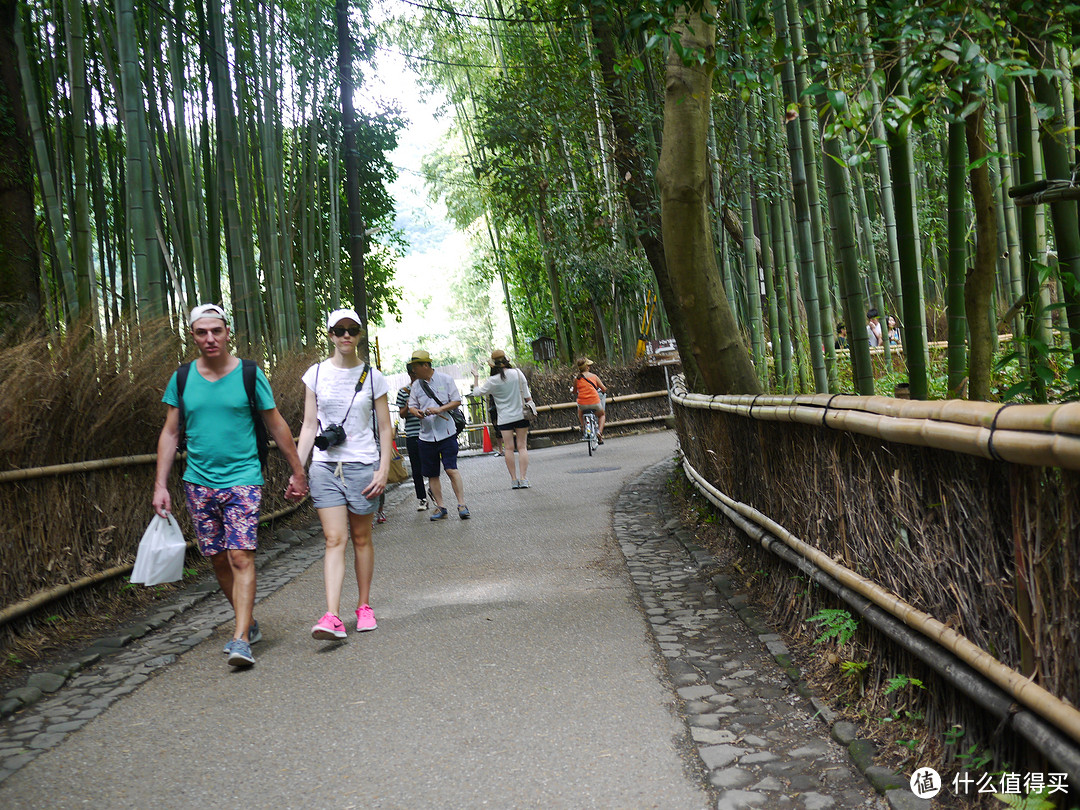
[656,4,760,395]
[0,0,40,329]
[337,0,369,360]
[589,2,704,389]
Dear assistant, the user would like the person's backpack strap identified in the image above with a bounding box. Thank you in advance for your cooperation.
[242,359,269,471]
[175,362,192,454]
[175,360,267,470]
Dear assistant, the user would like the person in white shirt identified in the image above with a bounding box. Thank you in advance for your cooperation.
[407,349,470,521]
[866,308,883,348]
[472,349,535,489]
[296,309,393,640]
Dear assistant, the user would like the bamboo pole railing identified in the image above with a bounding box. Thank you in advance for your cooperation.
[0,500,308,630]
[680,454,1080,755]
[669,377,1080,471]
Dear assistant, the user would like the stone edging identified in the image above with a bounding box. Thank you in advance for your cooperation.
[655,461,927,810]
[0,524,322,720]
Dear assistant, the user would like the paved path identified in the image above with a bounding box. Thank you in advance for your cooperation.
[0,431,892,809]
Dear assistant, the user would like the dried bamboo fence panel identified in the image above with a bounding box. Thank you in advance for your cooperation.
[670,378,1080,768]
[0,323,314,615]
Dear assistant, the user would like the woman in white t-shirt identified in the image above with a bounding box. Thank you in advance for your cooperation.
[296,309,393,640]
[471,349,535,489]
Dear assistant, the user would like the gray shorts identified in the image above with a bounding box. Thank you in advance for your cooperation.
[309,462,379,515]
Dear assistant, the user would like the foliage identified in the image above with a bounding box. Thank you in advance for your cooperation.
[808,608,858,646]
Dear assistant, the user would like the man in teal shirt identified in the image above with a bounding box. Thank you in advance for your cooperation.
[153,304,307,668]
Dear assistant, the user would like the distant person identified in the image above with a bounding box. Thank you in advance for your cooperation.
[153,304,308,669]
[407,349,469,520]
[472,350,536,489]
[572,358,607,444]
[866,308,883,348]
[887,315,901,347]
[835,323,848,349]
[296,309,394,641]
[396,363,428,511]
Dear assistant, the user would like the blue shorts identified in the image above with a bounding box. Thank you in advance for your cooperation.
[419,436,459,478]
[309,461,379,515]
[184,483,261,556]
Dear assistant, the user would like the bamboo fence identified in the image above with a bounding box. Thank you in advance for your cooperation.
[669,375,1080,775]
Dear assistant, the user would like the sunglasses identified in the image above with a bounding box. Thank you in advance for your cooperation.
[331,326,361,337]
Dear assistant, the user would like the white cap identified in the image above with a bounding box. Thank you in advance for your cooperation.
[327,308,362,329]
[189,303,228,326]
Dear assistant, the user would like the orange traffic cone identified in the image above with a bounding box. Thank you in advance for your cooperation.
[482,425,493,453]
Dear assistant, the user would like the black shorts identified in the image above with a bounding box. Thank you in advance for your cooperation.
[497,419,530,431]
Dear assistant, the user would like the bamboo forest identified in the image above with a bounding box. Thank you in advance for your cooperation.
[2,0,1080,403]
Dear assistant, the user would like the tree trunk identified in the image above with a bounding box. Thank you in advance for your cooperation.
[0,0,40,328]
[963,100,998,403]
[946,117,968,398]
[656,4,760,395]
[337,0,369,360]
[589,2,704,389]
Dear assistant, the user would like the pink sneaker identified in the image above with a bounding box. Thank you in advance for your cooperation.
[311,612,346,640]
[355,604,377,632]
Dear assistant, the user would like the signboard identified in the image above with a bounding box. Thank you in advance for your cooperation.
[645,338,681,366]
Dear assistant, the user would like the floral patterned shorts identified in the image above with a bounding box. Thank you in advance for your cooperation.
[183,483,262,556]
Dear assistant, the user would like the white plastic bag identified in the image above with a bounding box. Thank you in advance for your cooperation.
[130,514,187,586]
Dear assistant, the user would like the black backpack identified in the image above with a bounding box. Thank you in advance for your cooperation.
[175,359,269,471]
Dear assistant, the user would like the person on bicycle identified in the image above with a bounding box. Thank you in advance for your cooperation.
[572,357,607,444]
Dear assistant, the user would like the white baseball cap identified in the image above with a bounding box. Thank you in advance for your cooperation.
[189,303,228,325]
[327,308,362,329]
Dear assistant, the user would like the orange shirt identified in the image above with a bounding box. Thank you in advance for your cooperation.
[574,372,604,406]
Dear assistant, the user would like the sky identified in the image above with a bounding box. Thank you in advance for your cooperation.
[360,43,512,377]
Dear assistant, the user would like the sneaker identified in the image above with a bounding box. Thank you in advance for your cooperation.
[512,480,521,489]
[311,612,347,640]
[376,510,388,524]
[225,639,254,667]
[223,620,261,653]
[430,506,449,521]
[458,505,470,519]
[417,498,429,511]
[519,478,530,489]
[355,604,377,632]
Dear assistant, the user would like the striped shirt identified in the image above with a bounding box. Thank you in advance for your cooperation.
[396,385,421,438]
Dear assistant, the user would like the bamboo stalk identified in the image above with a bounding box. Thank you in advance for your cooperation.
[680,455,1080,747]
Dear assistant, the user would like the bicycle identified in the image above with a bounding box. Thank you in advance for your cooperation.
[582,410,599,455]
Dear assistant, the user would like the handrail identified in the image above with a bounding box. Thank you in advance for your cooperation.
[681,455,1080,783]
[669,376,1080,470]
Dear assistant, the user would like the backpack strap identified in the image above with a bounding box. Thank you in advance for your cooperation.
[242,359,269,471]
[175,362,192,454]
[176,359,267,470]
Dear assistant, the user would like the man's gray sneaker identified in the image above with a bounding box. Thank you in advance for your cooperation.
[223,619,261,653]
[225,639,254,667]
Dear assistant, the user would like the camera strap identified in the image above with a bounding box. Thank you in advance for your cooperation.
[314,361,370,431]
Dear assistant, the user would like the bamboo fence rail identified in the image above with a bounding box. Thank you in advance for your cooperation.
[0,500,307,630]
[681,455,1080,749]
[668,373,1080,777]
[670,380,1080,470]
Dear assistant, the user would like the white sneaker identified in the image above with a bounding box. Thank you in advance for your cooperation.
[417,499,429,511]
[519,478,530,488]
[512,480,521,489]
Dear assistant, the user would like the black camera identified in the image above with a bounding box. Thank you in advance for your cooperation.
[314,423,346,450]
